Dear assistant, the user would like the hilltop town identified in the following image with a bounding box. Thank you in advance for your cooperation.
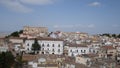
[0,26,120,68]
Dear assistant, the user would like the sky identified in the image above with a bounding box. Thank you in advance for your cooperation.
[0,0,120,34]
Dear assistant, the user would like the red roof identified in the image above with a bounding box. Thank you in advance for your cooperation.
[67,43,87,47]
[28,37,63,41]
[102,46,115,50]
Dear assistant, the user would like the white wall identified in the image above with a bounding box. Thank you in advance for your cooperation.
[24,39,63,55]
[9,38,23,43]
[68,47,89,57]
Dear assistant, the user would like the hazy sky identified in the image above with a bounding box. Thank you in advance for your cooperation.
[0,0,120,34]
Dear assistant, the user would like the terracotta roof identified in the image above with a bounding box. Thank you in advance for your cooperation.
[77,54,98,58]
[67,43,88,47]
[75,63,88,68]
[0,37,5,40]
[38,64,58,67]
[27,37,63,41]
[102,46,115,50]
[9,37,25,39]
[63,56,75,64]
[22,54,37,61]
[9,37,63,41]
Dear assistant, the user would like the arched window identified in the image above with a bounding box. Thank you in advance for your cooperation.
[81,50,83,52]
[52,49,54,52]
[76,50,78,52]
[27,48,29,50]
[58,44,60,47]
[47,44,49,47]
[58,49,60,52]
[27,44,29,46]
[52,44,54,47]
[42,48,44,51]
[84,50,86,53]
[42,44,44,47]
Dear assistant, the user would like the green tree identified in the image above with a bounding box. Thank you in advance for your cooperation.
[117,34,120,38]
[14,52,24,68]
[31,39,41,54]
[0,51,15,68]
[10,31,19,37]
[112,34,117,38]
[102,33,111,37]
[19,30,23,34]
[5,30,23,38]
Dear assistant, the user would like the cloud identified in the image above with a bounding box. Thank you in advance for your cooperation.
[0,0,57,13]
[88,2,101,7]
[20,0,56,5]
[87,24,95,28]
[53,25,74,28]
[0,0,33,13]
[53,24,95,29]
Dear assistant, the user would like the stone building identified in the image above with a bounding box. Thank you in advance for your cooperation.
[21,26,48,38]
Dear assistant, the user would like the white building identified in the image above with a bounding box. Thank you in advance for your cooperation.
[9,37,24,43]
[23,37,64,55]
[88,42,101,54]
[0,38,8,52]
[21,26,48,38]
[0,44,8,52]
[67,43,90,57]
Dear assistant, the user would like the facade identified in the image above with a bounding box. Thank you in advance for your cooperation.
[0,38,8,52]
[67,43,90,57]
[75,55,91,65]
[23,37,63,55]
[9,37,24,43]
[49,31,88,43]
[0,45,8,52]
[89,42,101,54]
[22,26,48,37]
[28,57,59,68]
[75,54,98,66]
[99,46,117,59]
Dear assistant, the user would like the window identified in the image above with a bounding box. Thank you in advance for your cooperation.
[58,49,60,52]
[110,52,113,53]
[27,44,29,46]
[27,48,29,50]
[81,50,83,52]
[84,50,86,53]
[93,50,95,53]
[42,48,44,51]
[52,49,54,52]
[89,49,91,52]
[76,50,78,52]
[58,44,60,47]
[47,44,49,47]
[70,50,72,52]
[52,44,54,47]
[42,44,44,47]
[47,48,49,51]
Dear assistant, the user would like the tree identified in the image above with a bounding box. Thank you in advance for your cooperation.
[19,30,23,34]
[5,30,23,38]
[112,34,117,38]
[117,34,120,38]
[31,39,41,54]
[14,52,24,68]
[0,51,15,68]
[11,31,19,37]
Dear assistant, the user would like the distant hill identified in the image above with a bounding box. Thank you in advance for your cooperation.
[0,31,11,37]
